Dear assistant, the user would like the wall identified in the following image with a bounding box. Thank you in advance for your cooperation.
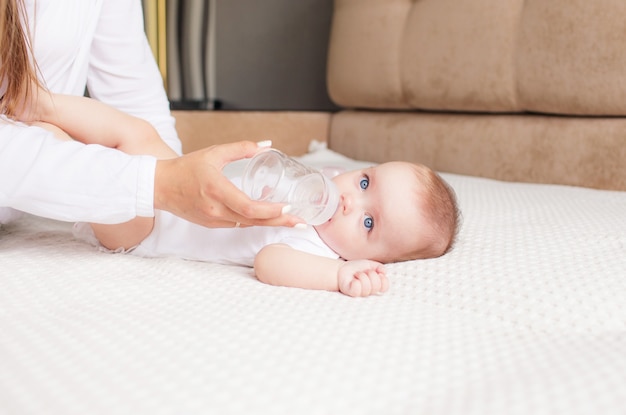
[151,0,338,111]
[215,0,337,111]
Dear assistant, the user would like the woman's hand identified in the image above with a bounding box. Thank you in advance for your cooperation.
[154,140,304,228]
[337,259,389,297]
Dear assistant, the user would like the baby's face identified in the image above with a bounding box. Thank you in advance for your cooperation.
[314,162,432,263]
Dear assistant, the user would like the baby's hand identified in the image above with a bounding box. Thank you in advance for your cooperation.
[337,260,389,297]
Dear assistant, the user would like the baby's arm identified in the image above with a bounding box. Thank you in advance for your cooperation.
[34,90,177,159]
[254,244,389,297]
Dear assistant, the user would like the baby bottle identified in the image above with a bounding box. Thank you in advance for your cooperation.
[242,149,339,226]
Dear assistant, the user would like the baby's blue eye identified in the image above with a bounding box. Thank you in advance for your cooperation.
[364,215,374,230]
[359,177,369,190]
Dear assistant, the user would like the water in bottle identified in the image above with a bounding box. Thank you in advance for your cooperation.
[242,149,339,226]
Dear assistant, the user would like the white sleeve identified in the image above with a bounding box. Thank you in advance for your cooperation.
[86,0,182,155]
[0,120,156,224]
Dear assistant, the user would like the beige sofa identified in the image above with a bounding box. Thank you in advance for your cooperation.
[174,0,626,191]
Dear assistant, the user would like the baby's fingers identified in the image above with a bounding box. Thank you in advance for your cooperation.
[355,272,372,296]
[338,262,389,297]
[371,267,389,293]
[379,273,390,293]
[361,269,389,296]
[342,278,362,297]
[367,270,383,293]
[374,266,389,293]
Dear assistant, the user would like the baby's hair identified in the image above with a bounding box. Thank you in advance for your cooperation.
[0,0,42,118]
[399,163,461,262]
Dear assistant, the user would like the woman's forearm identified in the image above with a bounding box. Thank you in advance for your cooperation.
[0,122,156,223]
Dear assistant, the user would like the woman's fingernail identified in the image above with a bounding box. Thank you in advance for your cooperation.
[294,223,308,230]
[281,205,292,214]
[256,140,272,148]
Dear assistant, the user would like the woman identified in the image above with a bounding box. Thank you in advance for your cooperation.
[0,0,296,229]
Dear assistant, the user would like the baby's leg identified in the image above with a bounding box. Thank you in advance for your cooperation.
[91,217,155,251]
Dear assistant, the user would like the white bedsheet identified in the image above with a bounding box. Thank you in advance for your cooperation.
[1,146,625,415]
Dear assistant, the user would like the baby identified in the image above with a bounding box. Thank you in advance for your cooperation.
[22,89,460,297]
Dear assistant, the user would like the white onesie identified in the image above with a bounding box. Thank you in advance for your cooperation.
[129,210,340,267]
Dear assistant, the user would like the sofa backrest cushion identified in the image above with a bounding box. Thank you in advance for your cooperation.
[327,0,626,115]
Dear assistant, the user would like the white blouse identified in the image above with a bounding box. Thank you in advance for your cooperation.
[0,0,181,224]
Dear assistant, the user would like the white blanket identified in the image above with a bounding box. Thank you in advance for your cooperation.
[1,146,625,415]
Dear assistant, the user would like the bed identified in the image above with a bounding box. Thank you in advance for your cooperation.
[1,144,625,415]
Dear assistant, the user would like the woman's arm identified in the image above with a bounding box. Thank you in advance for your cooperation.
[0,122,156,224]
[0,125,298,228]
[254,244,389,297]
[88,0,181,155]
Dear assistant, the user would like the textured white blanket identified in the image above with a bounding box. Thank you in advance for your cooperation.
[1,147,625,415]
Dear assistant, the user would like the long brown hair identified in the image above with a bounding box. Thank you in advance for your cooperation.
[0,0,41,118]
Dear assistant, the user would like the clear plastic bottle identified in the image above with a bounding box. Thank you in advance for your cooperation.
[242,149,339,225]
